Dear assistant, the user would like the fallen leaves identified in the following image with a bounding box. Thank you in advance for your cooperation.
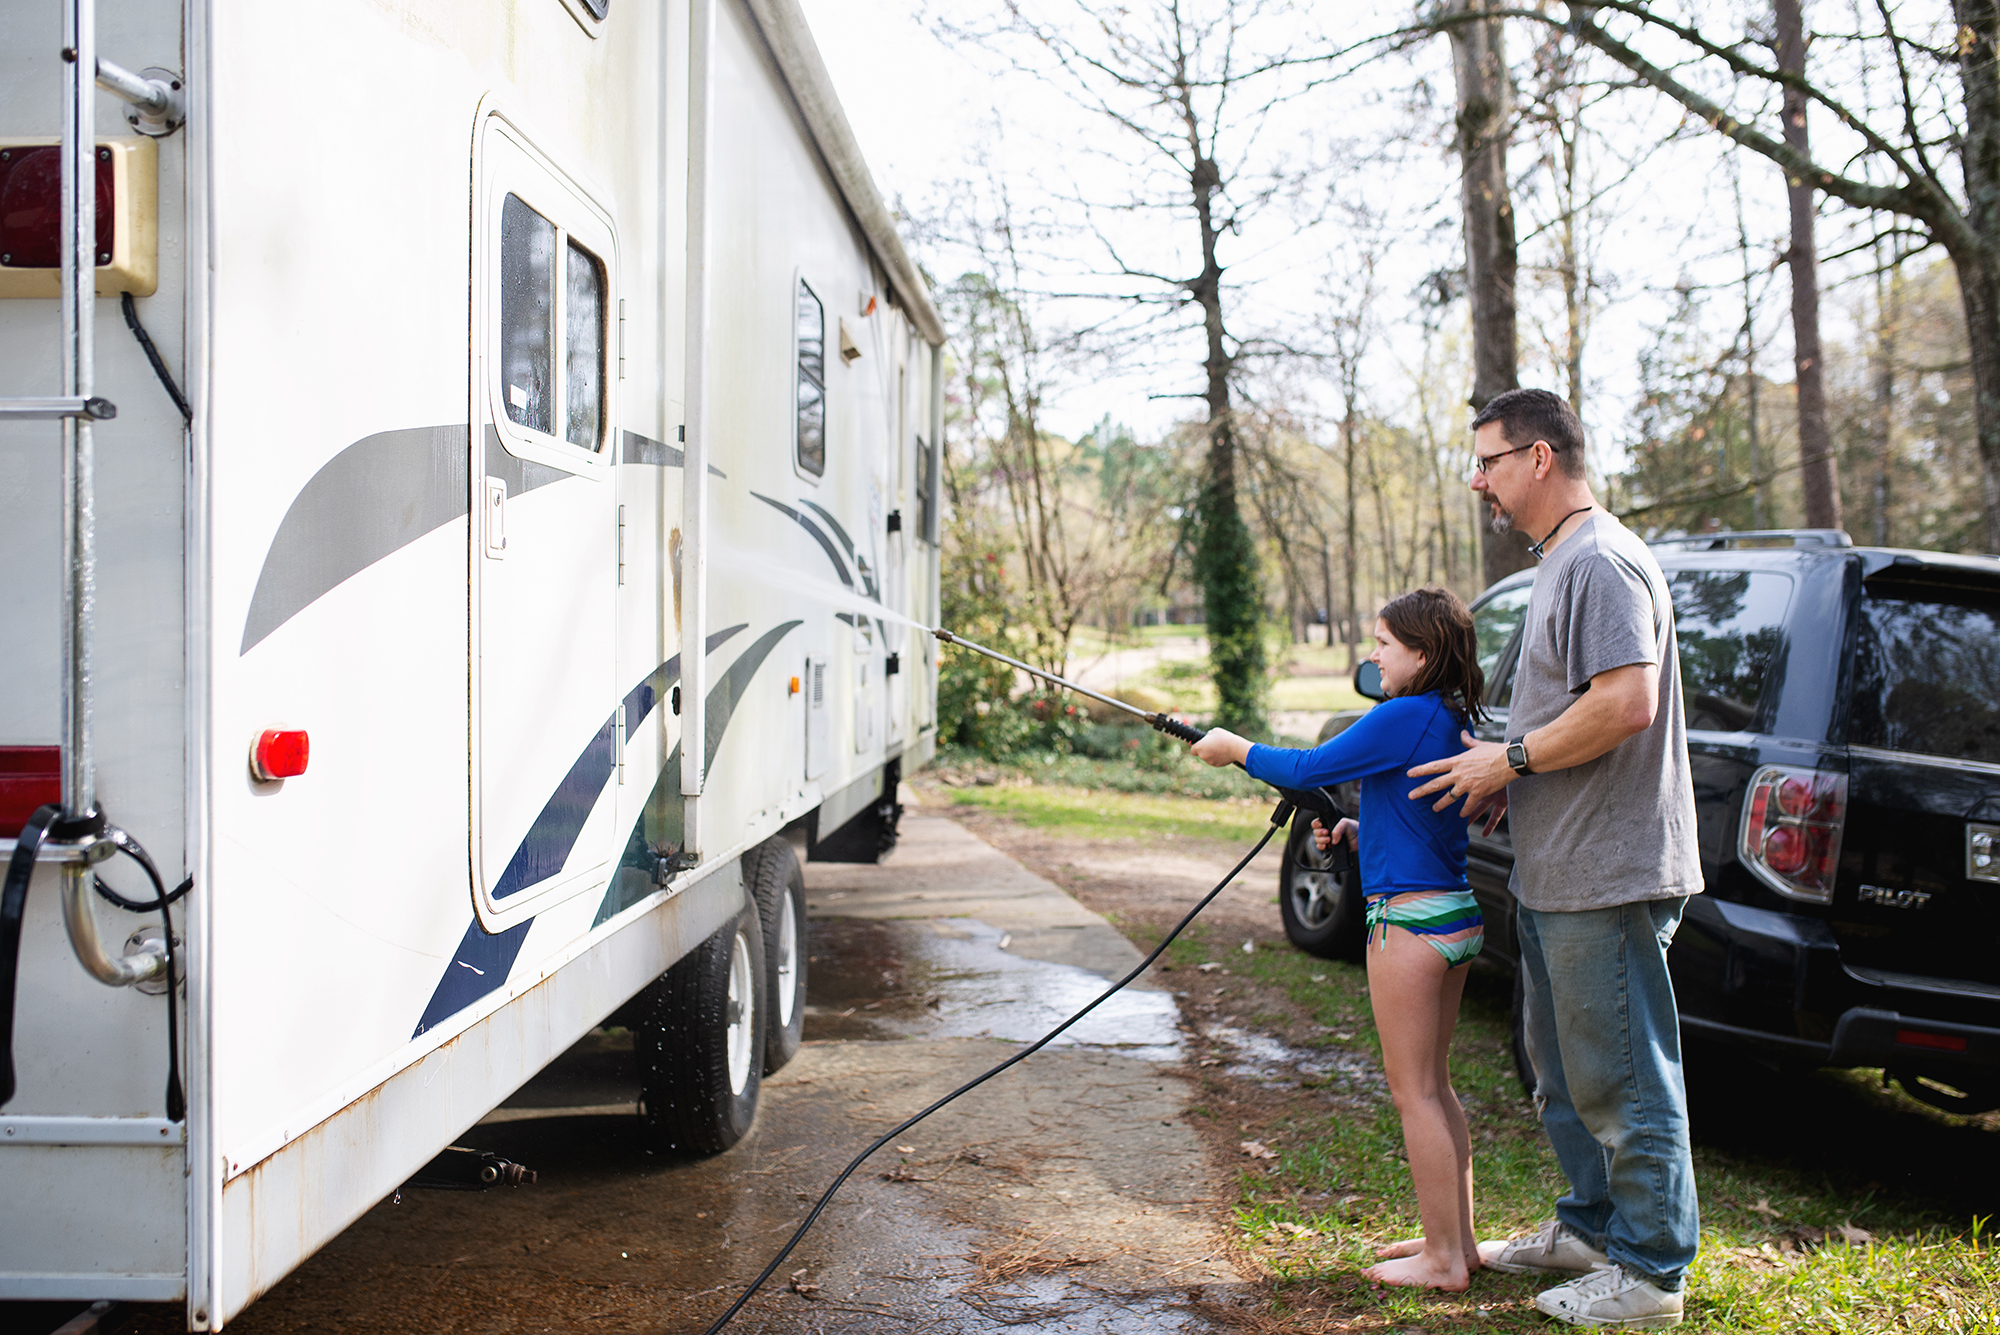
[1239,1140,1277,1160]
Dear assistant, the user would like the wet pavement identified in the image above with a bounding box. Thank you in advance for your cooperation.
[121,807,1251,1334]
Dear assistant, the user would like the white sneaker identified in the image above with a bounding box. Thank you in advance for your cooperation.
[1478,1219,1609,1275]
[1534,1262,1684,1329]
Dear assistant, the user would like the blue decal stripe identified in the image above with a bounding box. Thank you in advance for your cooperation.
[622,624,748,734]
[750,493,853,588]
[594,620,803,928]
[416,626,760,1034]
[493,717,617,900]
[413,918,533,1037]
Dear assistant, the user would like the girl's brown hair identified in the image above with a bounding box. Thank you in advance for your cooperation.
[1377,585,1487,724]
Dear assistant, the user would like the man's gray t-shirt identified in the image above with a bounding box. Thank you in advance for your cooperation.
[1506,512,1702,911]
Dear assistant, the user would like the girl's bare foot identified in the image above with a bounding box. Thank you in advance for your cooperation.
[1375,1235,1483,1271]
[1363,1252,1471,1291]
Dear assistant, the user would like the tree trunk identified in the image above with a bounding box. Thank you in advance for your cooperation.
[1776,0,1843,532]
[1955,0,2000,552]
[1873,250,1897,545]
[1448,0,1533,585]
[1342,405,1359,670]
[1319,540,1335,649]
[1186,136,1267,734]
[1956,243,2000,552]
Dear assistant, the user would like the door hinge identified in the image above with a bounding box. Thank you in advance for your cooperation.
[615,702,627,783]
[617,298,627,381]
[617,504,627,585]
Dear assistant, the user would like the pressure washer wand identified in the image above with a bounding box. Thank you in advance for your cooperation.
[930,628,1206,745]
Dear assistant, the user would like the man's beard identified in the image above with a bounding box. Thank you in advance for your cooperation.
[1487,498,1515,534]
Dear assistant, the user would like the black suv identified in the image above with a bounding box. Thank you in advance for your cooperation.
[1279,530,2000,1113]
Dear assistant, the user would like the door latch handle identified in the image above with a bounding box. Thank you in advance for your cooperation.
[484,478,508,558]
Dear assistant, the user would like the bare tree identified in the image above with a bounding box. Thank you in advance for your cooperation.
[934,0,1354,733]
[1775,0,1843,530]
[1415,0,2000,550]
[1443,0,1535,584]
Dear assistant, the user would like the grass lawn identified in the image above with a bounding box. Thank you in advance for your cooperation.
[1140,917,2000,1334]
[1270,675,1372,715]
[943,773,2000,1333]
[938,781,1276,844]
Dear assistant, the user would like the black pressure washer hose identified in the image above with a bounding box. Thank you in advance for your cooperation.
[698,632,1345,1334]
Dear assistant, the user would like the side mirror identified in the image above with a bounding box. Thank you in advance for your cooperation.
[1354,660,1385,702]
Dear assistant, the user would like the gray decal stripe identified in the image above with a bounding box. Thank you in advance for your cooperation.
[241,424,584,654]
[621,430,727,478]
[484,424,575,495]
[241,425,470,654]
[798,498,856,558]
[622,430,684,468]
[750,492,852,588]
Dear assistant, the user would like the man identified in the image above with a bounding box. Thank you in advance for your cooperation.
[1408,388,1702,1329]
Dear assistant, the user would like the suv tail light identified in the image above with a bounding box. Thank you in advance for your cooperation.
[1739,764,1847,903]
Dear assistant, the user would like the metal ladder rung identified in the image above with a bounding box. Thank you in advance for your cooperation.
[0,396,116,420]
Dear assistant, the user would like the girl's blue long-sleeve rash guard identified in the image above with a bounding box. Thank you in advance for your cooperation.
[1243,692,1471,897]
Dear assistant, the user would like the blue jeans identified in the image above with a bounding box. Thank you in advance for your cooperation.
[1516,898,1699,1288]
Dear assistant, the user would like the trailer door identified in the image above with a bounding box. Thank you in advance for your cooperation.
[471,117,620,926]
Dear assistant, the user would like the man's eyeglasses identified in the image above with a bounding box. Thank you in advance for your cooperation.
[1469,442,1540,475]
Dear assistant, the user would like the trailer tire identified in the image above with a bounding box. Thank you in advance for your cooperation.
[633,907,765,1157]
[748,837,807,1074]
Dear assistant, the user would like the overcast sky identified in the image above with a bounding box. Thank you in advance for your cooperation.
[797,1,1864,476]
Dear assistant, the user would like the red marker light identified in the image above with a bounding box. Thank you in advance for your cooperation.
[251,729,309,781]
[0,746,62,836]
[1894,1029,1969,1053]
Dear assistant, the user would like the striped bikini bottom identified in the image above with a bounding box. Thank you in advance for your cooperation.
[1365,888,1486,968]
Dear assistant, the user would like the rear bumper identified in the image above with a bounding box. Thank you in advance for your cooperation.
[1676,896,2000,1075]
[1827,1009,2000,1071]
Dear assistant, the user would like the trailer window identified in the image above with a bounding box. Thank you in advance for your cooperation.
[500,195,557,437]
[565,240,605,448]
[796,280,826,477]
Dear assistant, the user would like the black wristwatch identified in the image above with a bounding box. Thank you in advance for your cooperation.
[1506,741,1533,776]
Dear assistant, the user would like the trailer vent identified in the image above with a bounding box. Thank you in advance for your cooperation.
[804,656,829,781]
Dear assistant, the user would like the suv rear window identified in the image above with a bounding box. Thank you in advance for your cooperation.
[1670,570,1793,732]
[1849,587,2000,763]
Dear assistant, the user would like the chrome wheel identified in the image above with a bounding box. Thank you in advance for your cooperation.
[725,926,756,1097]
[1287,843,1341,929]
[773,888,799,1030]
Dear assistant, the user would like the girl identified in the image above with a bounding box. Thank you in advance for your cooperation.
[1191,585,1487,1291]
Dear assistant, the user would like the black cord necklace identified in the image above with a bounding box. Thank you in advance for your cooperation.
[1530,506,1595,560]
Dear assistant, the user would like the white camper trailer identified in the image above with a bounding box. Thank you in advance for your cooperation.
[0,0,943,1326]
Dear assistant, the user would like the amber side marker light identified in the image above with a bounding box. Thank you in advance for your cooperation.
[251,729,310,781]
[789,676,801,696]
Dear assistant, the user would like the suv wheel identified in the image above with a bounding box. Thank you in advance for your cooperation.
[1277,814,1365,961]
